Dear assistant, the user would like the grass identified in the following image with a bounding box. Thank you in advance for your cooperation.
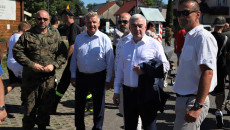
[1,56,7,72]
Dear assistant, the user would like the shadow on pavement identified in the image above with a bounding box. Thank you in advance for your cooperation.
[105,103,118,109]
[61,100,75,108]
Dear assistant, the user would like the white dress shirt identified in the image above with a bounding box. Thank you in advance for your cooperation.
[115,33,132,73]
[173,25,218,95]
[7,33,23,78]
[114,35,169,93]
[70,30,114,82]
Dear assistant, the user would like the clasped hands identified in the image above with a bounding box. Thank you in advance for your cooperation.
[33,63,54,73]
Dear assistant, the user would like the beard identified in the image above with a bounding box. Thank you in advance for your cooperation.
[121,28,129,33]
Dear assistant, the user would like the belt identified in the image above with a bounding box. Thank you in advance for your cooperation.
[79,69,106,76]
[123,85,137,91]
[176,93,196,97]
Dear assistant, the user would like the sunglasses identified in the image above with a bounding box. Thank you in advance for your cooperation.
[37,17,49,21]
[118,20,129,24]
[176,10,198,17]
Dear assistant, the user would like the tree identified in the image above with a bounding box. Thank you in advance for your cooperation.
[165,0,173,27]
[86,3,97,11]
[144,0,155,6]
[24,0,87,26]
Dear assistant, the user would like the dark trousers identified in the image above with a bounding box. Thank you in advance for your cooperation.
[75,70,106,130]
[56,55,72,95]
[123,85,157,130]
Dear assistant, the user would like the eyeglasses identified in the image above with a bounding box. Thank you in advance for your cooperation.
[37,17,49,21]
[176,10,198,17]
[118,20,129,24]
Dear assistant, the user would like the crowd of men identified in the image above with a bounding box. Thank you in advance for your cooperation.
[1,0,230,129]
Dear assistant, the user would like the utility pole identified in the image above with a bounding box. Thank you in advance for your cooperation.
[47,0,49,13]
[107,0,110,22]
[136,0,138,13]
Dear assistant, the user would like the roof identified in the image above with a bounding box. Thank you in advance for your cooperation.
[114,0,147,16]
[140,7,165,22]
[97,1,121,15]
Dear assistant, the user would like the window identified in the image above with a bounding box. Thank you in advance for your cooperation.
[217,0,227,6]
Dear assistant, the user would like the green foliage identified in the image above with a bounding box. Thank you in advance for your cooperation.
[165,0,173,27]
[86,3,97,11]
[24,0,88,26]
[0,37,7,42]
[144,0,155,6]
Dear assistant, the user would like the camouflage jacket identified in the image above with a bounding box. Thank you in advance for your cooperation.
[13,27,67,79]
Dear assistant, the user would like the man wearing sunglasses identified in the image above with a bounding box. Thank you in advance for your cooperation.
[13,10,67,130]
[173,0,218,129]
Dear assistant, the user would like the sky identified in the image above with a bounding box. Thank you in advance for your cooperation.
[82,0,168,7]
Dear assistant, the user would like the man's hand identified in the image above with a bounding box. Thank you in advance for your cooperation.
[71,78,76,87]
[0,110,7,125]
[133,65,144,75]
[113,93,120,106]
[184,108,202,123]
[105,81,113,90]
[33,63,44,72]
[43,64,54,73]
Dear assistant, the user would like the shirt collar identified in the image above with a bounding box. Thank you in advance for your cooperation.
[131,34,148,44]
[187,25,203,36]
[85,29,100,37]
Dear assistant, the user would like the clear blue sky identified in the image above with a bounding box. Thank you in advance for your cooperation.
[82,0,168,7]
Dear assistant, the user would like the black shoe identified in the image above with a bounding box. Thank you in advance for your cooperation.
[216,111,224,128]
[38,125,46,130]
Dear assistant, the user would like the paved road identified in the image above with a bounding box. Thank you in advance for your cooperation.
[1,44,230,130]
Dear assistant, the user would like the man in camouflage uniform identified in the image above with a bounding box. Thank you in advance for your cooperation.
[13,10,67,130]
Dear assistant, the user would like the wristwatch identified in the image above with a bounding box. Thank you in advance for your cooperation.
[193,102,203,109]
[0,105,5,111]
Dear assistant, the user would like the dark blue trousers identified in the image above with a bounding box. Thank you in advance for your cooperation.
[123,85,157,130]
[75,70,106,130]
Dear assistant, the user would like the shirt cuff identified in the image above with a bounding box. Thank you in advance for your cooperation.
[114,86,120,94]
[71,71,76,78]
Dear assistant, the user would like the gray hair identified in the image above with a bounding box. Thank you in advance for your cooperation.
[85,11,100,22]
[129,14,146,25]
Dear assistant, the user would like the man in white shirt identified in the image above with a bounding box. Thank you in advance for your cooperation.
[7,21,31,94]
[113,14,169,129]
[173,0,218,129]
[70,12,114,130]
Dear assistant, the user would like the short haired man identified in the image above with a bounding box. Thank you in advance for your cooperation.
[50,15,60,33]
[210,16,230,128]
[70,12,114,130]
[52,8,82,114]
[7,21,31,94]
[173,0,218,129]
[114,14,169,129]
[13,10,67,129]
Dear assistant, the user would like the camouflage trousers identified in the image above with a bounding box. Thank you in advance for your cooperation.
[21,76,55,129]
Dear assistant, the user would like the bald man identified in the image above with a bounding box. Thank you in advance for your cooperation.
[13,10,67,129]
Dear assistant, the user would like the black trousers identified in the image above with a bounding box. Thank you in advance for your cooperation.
[75,70,106,130]
[123,85,157,130]
[56,55,72,95]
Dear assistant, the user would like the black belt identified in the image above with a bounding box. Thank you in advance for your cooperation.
[79,69,106,76]
[123,85,137,91]
[176,93,196,97]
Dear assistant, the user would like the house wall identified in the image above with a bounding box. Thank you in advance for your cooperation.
[0,0,23,40]
[102,3,120,25]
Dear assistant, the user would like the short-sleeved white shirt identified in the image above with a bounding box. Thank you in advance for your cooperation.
[173,25,218,95]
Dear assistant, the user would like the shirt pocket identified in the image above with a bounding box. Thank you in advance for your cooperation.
[182,46,193,61]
